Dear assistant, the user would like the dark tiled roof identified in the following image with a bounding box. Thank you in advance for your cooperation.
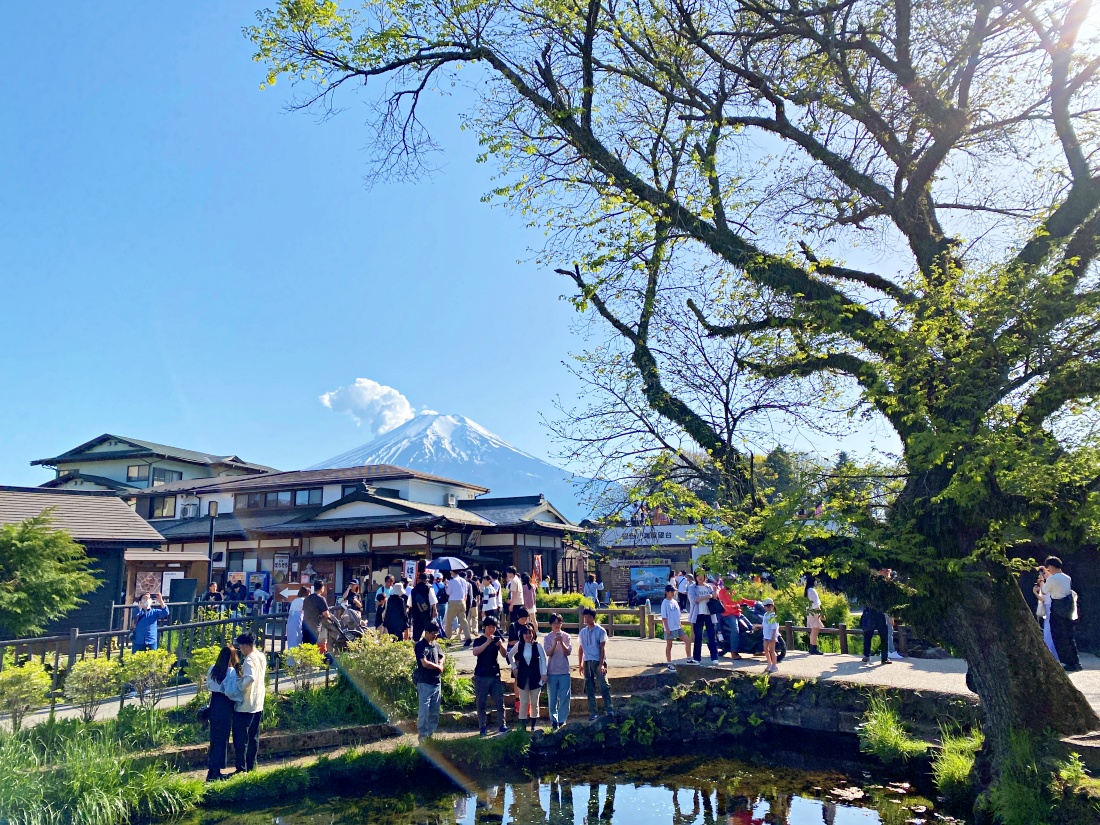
[130,465,489,497]
[0,487,164,544]
[262,514,441,535]
[31,434,274,473]
[39,473,140,493]
[154,510,319,540]
[459,494,574,527]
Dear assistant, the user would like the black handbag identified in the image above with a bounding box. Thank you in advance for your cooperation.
[197,704,211,725]
[1050,595,1074,620]
[708,597,726,616]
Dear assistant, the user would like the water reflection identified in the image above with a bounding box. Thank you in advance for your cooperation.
[192,755,944,825]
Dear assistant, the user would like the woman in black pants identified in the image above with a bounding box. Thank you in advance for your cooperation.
[205,645,242,781]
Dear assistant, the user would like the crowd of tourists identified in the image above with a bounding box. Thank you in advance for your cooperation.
[190,555,1083,770]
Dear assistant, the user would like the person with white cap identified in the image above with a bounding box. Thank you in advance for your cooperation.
[760,598,779,674]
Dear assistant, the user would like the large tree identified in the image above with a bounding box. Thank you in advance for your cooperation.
[249,0,1100,755]
[0,513,101,637]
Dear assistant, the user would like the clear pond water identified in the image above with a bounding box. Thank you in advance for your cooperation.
[189,754,957,825]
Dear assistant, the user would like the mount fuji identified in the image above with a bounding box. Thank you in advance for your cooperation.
[309,413,592,521]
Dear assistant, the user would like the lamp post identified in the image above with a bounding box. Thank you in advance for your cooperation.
[206,501,219,589]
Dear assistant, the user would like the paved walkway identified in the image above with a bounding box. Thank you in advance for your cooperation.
[445,636,1100,710]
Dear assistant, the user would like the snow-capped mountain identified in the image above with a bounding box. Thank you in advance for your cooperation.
[309,413,592,521]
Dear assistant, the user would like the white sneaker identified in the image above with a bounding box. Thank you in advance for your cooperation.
[888,651,903,660]
[666,664,677,672]
[709,659,719,665]
[766,664,778,673]
[685,658,700,665]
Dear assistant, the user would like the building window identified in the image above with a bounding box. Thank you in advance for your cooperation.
[150,496,176,519]
[152,468,183,486]
[235,493,264,510]
[342,485,359,498]
[295,488,322,506]
[264,491,293,508]
[127,465,149,481]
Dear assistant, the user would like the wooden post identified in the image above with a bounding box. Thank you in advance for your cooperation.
[782,621,794,648]
[638,604,646,638]
[66,627,80,674]
[838,624,849,655]
[896,624,908,655]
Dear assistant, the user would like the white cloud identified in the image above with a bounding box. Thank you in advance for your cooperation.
[319,378,416,436]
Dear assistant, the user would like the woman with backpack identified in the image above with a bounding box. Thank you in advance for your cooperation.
[409,572,438,641]
[383,582,411,640]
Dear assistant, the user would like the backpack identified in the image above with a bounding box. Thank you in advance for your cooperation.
[413,586,431,614]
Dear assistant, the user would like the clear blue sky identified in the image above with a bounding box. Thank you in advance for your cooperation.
[0,3,587,486]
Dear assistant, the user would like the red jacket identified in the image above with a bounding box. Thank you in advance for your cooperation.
[717,588,755,617]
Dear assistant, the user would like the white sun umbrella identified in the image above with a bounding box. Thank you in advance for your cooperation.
[425,556,469,572]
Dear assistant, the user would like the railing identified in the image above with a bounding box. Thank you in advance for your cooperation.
[109,599,275,631]
[0,613,290,713]
[642,614,910,654]
[534,605,650,637]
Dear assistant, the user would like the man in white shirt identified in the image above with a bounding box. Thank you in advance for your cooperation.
[233,632,267,773]
[443,571,473,646]
[1042,556,1081,671]
[506,567,524,623]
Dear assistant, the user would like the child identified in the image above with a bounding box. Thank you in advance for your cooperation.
[661,585,691,671]
[760,598,779,673]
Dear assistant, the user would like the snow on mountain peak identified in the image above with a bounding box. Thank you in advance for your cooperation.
[307,413,589,519]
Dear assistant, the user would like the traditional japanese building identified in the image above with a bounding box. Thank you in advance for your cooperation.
[129,466,579,605]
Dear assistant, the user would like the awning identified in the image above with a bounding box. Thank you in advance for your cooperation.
[124,548,210,563]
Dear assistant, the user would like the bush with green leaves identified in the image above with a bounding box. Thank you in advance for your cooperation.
[734,580,851,629]
[183,645,221,699]
[0,660,51,732]
[119,649,175,709]
[336,630,417,719]
[284,643,325,692]
[63,656,121,722]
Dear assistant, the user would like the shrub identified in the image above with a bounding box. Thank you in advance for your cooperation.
[284,643,325,692]
[735,580,851,628]
[63,656,121,722]
[119,649,176,709]
[336,630,417,719]
[182,645,221,699]
[932,727,983,810]
[441,656,474,709]
[857,694,929,764]
[0,660,51,732]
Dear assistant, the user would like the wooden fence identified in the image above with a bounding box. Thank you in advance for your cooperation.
[0,613,290,713]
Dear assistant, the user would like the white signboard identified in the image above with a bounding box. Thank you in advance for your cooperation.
[403,559,417,582]
[600,525,707,548]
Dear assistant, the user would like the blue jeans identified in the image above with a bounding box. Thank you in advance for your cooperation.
[546,673,571,726]
[719,615,739,655]
[693,615,717,661]
[417,681,441,737]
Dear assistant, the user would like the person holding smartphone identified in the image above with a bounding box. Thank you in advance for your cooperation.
[471,616,509,736]
[131,593,169,653]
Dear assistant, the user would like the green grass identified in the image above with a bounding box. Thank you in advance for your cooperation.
[0,730,203,825]
[202,744,424,806]
[857,694,930,764]
[432,729,530,770]
[932,727,983,810]
[985,732,1052,825]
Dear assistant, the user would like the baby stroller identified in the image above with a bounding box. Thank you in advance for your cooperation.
[323,612,362,655]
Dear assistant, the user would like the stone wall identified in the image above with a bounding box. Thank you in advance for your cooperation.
[531,671,982,762]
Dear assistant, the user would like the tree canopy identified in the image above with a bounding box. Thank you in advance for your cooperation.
[0,512,101,637]
[249,0,1100,751]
